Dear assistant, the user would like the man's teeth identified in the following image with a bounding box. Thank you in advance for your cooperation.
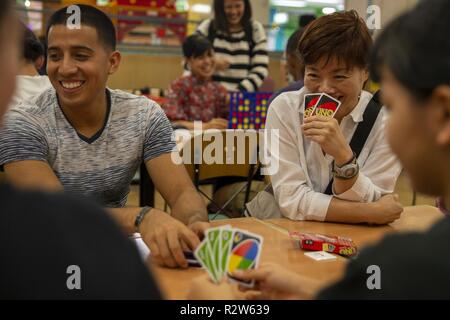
[61,81,83,89]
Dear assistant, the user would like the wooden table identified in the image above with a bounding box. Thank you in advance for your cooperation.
[151,205,443,300]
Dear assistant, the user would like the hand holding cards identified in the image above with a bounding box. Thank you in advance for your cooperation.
[194,225,263,288]
[303,92,341,120]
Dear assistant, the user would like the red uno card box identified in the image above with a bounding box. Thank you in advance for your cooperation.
[289,231,357,257]
[228,92,272,130]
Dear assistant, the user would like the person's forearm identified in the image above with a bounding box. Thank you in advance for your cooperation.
[173,120,196,130]
[170,189,208,225]
[332,174,359,195]
[325,197,374,224]
[107,207,142,235]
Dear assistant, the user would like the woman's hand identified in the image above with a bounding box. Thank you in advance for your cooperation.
[302,116,353,166]
[215,57,231,71]
[364,194,403,224]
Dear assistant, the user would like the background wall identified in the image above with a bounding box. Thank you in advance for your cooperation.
[107,53,283,91]
[345,0,418,31]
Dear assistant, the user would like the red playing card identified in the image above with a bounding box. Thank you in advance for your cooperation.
[312,93,341,118]
[303,93,321,119]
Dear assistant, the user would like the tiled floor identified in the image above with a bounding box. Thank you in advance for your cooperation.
[126,171,436,211]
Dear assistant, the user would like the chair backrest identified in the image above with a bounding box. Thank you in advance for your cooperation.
[179,130,260,186]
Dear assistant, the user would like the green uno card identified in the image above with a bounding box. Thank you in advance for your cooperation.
[194,239,219,283]
[220,227,233,274]
[206,227,223,279]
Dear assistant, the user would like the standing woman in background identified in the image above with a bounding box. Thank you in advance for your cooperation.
[196,0,269,92]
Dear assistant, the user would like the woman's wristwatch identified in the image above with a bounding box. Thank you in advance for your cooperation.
[332,153,359,179]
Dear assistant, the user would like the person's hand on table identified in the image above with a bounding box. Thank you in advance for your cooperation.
[232,263,306,300]
[140,208,201,268]
[365,194,403,224]
[302,115,354,165]
[187,275,244,300]
[215,57,230,71]
[204,118,228,130]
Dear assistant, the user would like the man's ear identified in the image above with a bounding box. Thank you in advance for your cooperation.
[429,85,450,147]
[34,56,45,72]
[108,51,121,75]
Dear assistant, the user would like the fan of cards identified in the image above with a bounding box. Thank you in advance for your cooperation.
[194,225,263,288]
[303,92,342,119]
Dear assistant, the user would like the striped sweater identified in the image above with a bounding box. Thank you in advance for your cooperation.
[196,19,269,92]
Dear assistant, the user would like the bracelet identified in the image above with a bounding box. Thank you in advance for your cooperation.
[134,206,152,234]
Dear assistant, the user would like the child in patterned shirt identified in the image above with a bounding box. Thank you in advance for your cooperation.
[164,34,229,130]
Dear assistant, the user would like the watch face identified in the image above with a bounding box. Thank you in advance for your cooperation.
[344,167,357,177]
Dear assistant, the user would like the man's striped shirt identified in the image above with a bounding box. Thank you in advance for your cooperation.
[0,88,176,207]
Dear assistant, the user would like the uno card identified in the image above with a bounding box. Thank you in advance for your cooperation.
[312,93,341,118]
[303,93,321,119]
[194,239,220,283]
[304,251,338,261]
[225,228,263,288]
[206,227,224,277]
[219,227,233,274]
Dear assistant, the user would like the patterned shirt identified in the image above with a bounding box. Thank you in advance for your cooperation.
[0,88,176,207]
[164,75,229,122]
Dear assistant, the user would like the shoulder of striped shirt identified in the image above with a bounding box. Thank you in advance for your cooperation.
[250,20,267,43]
[109,88,156,105]
[107,89,166,119]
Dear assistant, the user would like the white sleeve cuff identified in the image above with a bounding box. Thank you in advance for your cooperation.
[304,192,333,221]
[276,185,333,222]
[333,173,371,202]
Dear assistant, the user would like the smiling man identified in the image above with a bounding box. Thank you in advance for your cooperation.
[266,10,403,224]
[0,5,209,269]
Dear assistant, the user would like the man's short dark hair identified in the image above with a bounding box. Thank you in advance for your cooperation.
[46,4,116,51]
[22,23,45,63]
[182,34,213,59]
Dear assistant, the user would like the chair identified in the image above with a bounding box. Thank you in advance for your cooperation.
[139,162,155,207]
[179,129,261,218]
